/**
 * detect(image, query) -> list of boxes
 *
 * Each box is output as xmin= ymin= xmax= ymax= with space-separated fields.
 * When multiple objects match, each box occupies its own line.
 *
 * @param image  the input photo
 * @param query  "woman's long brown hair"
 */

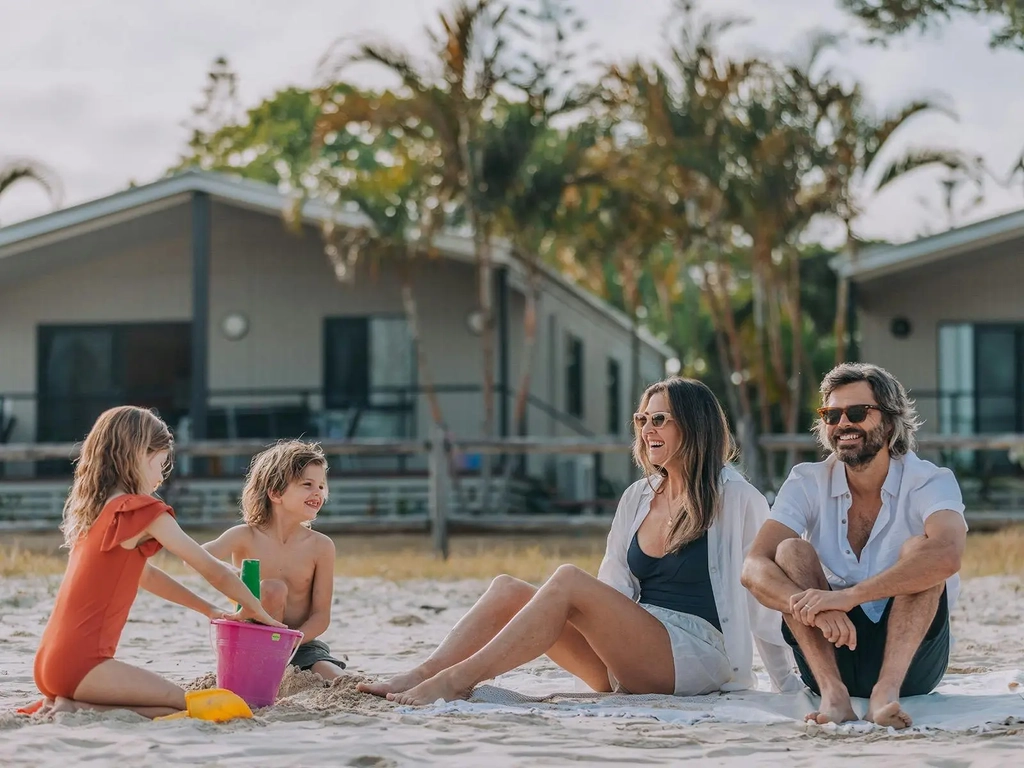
xmin=60 ymin=406 xmax=173 ymax=549
xmin=631 ymin=377 xmax=735 ymax=553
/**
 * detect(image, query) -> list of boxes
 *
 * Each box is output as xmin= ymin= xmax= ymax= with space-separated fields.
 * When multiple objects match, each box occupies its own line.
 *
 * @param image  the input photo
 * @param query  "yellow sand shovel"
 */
xmin=154 ymin=688 xmax=254 ymax=723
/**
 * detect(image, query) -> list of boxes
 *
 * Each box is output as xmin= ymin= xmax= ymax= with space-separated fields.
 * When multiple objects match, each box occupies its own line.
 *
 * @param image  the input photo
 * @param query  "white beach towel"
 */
xmin=397 ymin=670 xmax=1024 ymax=734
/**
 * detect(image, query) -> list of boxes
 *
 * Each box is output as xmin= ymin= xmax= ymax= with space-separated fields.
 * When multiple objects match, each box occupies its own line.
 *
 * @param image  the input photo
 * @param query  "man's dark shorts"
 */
xmin=781 ymin=587 xmax=950 ymax=699
xmin=291 ymin=639 xmax=346 ymax=672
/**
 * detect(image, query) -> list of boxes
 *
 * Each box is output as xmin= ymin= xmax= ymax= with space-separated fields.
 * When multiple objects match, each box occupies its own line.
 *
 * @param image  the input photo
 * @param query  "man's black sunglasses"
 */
xmin=816 ymin=404 xmax=888 ymax=426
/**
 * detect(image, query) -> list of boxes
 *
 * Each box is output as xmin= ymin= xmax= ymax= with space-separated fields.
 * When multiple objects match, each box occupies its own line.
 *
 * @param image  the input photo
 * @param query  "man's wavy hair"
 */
xmin=241 ymin=440 xmax=328 ymax=528
xmin=814 ymin=363 xmax=922 ymax=458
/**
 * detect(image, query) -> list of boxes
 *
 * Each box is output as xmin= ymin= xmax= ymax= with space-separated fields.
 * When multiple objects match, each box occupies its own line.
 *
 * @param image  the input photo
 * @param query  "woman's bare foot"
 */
xmin=866 ymin=687 xmax=912 ymax=730
xmin=805 ymin=687 xmax=858 ymax=725
xmin=357 ymin=667 xmax=432 ymax=698
xmin=386 ymin=669 xmax=475 ymax=706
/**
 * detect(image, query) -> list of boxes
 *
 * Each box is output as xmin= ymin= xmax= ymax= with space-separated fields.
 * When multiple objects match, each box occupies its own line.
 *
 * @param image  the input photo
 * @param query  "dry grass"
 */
xmin=2 ymin=527 xmax=1022 ymax=583
xmin=0 ymin=531 xmax=609 ymax=583
xmin=960 ymin=525 xmax=1024 ymax=578
xmin=329 ymin=533 xmax=608 ymax=582
xmin=0 ymin=544 xmax=69 ymax=579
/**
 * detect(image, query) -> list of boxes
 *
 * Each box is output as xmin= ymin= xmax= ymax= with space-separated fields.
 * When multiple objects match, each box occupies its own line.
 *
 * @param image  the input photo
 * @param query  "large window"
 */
xmin=939 ymin=323 xmax=1024 ymax=434
xmin=939 ymin=322 xmax=1024 ymax=472
xmin=37 ymin=323 xmax=191 ymax=444
xmin=565 ymin=333 xmax=584 ymax=419
xmin=323 ymin=316 xmax=415 ymax=437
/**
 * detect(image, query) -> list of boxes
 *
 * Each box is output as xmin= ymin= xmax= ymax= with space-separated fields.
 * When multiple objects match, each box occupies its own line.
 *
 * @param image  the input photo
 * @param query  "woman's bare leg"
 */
xmin=66 ymin=659 xmax=187 ymax=719
xmin=389 ymin=565 xmax=675 ymax=705
xmin=359 ymin=573 xmax=611 ymax=697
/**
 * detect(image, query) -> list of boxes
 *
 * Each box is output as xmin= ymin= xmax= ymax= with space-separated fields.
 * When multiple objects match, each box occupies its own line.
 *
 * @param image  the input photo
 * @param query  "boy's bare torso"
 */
xmin=230 ymin=526 xmax=325 ymax=630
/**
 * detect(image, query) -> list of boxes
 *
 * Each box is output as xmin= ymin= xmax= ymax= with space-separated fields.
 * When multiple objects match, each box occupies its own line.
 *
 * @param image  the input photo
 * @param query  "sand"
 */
xmin=2 ymin=573 xmax=1023 ymax=766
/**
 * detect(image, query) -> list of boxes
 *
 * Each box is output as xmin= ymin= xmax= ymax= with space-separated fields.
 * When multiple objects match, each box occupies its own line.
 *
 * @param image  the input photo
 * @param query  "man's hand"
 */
xmin=790 ymin=588 xmax=857 ymax=624
xmin=812 ymin=610 xmax=857 ymax=650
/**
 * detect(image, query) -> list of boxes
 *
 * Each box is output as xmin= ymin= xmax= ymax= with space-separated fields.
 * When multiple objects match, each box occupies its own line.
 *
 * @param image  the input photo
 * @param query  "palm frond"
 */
xmin=0 ymin=160 xmax=63 ymax=208
xmin=873 ymin=148 xmax=980 ymax=194
xmin=861 ymin=97 xmax=957 ymax=171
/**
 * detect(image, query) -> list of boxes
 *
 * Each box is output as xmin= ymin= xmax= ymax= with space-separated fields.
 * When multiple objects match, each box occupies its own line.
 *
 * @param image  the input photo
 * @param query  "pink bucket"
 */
xmin=210 ymin=620 xmax=304 ymax=709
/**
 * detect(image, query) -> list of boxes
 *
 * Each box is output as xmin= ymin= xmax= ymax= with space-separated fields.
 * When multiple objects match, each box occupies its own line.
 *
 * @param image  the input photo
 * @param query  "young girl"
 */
xmin=31 ymin=405 xmax=284 ymax=719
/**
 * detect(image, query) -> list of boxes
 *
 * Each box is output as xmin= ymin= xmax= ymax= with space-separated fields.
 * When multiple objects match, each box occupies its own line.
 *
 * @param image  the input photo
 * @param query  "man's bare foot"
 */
xmin=805 ymin=687 xmax=858 ymax=725
xmin=357 ymin=667 xmax=431 ymax=698
xmin=386 ymin=670 xmax=475 ymax=706
xmin=866 ymin=688 xmax=912 ymax=730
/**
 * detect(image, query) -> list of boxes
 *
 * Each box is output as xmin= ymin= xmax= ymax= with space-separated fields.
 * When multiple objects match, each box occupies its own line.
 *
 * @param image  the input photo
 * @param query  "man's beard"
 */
xmin=830 ymin=422 xmax=888 ymax=468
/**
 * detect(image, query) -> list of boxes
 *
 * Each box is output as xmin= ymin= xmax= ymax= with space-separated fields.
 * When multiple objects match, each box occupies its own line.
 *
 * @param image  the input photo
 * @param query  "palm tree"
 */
xmin=311 ymin=96 xmax=451 ymax=427
xmin=319 ymin=0 xmax=599 ymax=508
xmin=828 ymin=91 xmax=980 ymax=363
xmin=317 ymin=0 xmax=522 ymax=505
xmin=603 ymin=8 xmax=782 ymax=481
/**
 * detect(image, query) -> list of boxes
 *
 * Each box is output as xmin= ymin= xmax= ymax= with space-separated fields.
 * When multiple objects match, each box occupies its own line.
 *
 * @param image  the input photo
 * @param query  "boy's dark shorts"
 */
xmin=291 ymin=639 xmax=346 ymax=672
xmin=781 ymin=587 xmax=950 ymax=699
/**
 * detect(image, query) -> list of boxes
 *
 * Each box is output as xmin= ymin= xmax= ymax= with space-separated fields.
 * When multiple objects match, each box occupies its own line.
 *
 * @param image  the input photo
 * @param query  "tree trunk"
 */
xmin=458 ymin=108 xmax=495 ymax=514
xmin=703 ymin=271 xmax=760 ymax=485
xmin=497 ymin=263 xmax=541 ymax=513
xmin=709 ymin=301 xmax=743 ymax=438
xmin=783 ymin=248 xmax=803 ymax=485
xmin=833 ymin=274 xmax=850 ymax=364
xmin=400 ymin=252 xmax=466 ymax=514
xmin=621 ymin=255 xmax=643 ymax=406
xmin=750 ymin=249 xmax=774 ymax=437
xmin=765 ymin=273 xmax=792 ymax=416
xmin=475 ymin=223 xmax=495 ymax=513
xmin=833 ymin=235 xmax=858 ymax=365
xmin=399 ymin=265 xmax=444 ymax=428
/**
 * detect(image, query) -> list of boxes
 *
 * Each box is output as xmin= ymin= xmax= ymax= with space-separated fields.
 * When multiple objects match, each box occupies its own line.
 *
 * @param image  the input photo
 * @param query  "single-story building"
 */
xmin=0 ymin=170 xmax=673 ymax=522
xmin=832 ymin=207 xmax=1024 ymax=475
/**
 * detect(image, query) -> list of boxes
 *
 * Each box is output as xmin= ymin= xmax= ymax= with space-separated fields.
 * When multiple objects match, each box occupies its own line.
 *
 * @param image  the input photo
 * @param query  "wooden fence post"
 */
xmin=428 ymin=426 xmax=451 ymax=560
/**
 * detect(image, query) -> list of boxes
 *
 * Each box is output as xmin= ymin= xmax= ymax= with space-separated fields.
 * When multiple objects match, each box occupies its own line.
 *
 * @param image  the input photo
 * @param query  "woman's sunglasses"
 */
xmin=633 ymin=411 xmax=673 ymax=429
xmin=816 ymin=404 xmax=887 ymax=426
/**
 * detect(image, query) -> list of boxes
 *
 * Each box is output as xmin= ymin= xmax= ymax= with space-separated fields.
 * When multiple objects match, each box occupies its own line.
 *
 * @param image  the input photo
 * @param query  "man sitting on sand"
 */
xmin=742 ymin=363 xmax=967 ymax=729
xmin=204 ymin=440 xmax=347 ymax=681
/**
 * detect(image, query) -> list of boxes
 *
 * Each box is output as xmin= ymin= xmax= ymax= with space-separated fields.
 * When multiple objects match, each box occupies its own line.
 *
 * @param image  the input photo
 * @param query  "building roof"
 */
xmin=0 ymin=169 xmax=674 ymax=358
xmin=830 ymin=207 xmax=1024 ymax=283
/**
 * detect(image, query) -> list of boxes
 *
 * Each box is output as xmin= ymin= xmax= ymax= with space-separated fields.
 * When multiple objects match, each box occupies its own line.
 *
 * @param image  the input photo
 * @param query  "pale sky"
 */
xmin=2 ymin=0 xmax=1023 ymax=245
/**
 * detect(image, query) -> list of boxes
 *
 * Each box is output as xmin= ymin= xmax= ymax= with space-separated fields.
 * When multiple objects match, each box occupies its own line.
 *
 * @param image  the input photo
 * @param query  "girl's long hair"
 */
xmin=60 ymin=406 xmax=173 ymax=549
xmin=631 ymin=377 xmax=735 ymax=553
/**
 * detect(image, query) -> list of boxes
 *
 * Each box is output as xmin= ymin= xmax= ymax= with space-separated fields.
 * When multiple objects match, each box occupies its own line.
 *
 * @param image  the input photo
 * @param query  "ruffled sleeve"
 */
xmin=99 ymin=495 xmax=175 ymax=556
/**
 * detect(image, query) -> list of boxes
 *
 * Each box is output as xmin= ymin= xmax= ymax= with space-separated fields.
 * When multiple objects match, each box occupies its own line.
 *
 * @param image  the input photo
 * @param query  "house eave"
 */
xmin=0 ymin=169 xmax=675 ymax=361
xmin=830 ymin=207 xmax=1024 ymax=284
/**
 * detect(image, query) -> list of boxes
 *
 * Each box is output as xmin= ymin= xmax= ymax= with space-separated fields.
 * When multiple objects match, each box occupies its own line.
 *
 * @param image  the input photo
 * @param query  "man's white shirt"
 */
xmin=769 ymin=451 xmax=967 ymax=622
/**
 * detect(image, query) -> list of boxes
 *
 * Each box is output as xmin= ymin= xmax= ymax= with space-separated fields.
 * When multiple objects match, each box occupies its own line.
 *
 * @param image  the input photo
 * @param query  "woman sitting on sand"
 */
xmin=360 ymin=377 xmax=800 ymax=705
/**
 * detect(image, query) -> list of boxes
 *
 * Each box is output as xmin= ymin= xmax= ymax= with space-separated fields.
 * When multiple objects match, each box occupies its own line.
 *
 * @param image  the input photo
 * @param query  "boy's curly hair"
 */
xmin=240 ymin=440 xmax=328 ymax=528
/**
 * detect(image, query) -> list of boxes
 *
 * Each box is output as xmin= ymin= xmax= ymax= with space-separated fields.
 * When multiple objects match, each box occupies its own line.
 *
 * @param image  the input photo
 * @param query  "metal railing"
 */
xmin=0 ymin=383 xmax=607 ymax=483
xmin=4 ymin=431 xmax=1024 ymax=553
xmin=0 ymin=431 xmax=636 ymax=557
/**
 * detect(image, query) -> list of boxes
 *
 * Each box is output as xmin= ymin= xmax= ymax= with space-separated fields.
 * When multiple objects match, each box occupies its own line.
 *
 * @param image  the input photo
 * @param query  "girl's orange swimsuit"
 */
xmin=33 ymin=495 xmax=174 ymax=701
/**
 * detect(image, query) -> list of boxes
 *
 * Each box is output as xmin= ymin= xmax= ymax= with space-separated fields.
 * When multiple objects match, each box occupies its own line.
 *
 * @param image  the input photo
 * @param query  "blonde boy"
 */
xmin=204 ymin=440 xmax=345 ymax=680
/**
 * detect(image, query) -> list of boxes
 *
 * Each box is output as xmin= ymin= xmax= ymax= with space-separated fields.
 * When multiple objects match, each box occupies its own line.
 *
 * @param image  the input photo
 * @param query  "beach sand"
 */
xmin=2 ymin=572 xmax=1023 ymax=767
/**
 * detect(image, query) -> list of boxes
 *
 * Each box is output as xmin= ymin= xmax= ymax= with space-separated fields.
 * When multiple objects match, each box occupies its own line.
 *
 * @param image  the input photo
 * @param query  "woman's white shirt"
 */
xmin=595 ymin=467 xmax=801 ymax=693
